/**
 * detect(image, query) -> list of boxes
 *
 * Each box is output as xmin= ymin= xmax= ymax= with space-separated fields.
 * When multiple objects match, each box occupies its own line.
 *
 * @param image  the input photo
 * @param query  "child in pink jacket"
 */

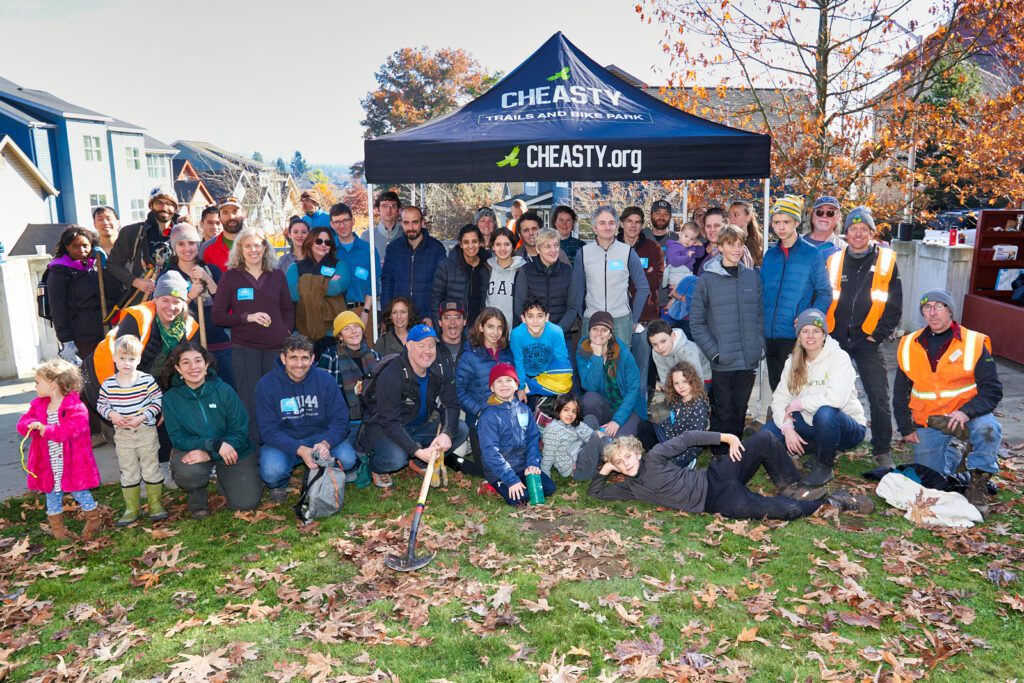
xmin=17 ymin=359 xmax=102 ymax=540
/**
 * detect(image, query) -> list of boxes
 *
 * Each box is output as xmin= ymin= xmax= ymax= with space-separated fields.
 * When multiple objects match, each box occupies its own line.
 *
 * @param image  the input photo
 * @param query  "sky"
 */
xmin=0 ymin=0 xmax=941 ymax=166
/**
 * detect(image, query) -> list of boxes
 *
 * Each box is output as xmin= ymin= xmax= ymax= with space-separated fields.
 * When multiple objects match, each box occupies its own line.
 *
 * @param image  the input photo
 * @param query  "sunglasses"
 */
xmin=313 ymin=238 xmax=332 ymax=246
xmin=814 ymin=209 xmax=837 ymax=218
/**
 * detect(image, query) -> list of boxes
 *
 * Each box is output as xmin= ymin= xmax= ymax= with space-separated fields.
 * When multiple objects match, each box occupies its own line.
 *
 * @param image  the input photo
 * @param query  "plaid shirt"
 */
xmin=316 ymin=342 xmax=380 ymax=422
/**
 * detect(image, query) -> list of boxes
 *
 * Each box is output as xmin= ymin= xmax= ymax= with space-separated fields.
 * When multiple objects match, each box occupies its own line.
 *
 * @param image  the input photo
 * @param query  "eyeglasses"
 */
xmin=922 ymin=303 xmax=948 ymax=313
xmin=814 ymin=209 xmax=837 ymax=218
xmin=313 ymin=238 xmax=332 ymax=246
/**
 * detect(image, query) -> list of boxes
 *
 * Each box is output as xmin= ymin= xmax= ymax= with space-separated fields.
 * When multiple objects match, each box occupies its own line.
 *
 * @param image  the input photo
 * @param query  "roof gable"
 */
xmin=0 ymin=135 xmax=59 ymax=196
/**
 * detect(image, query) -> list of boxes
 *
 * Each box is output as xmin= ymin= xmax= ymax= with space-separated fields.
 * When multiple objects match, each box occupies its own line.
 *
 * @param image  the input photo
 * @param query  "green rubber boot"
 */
xmin=146 ymin=483 xmax=168 ymax=521
xmin=116 ymin=486 xmax=141 ymax=527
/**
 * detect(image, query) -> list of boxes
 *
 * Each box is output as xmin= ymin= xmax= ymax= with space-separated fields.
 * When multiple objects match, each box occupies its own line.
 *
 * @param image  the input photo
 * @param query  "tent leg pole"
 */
xmin=762 ymin=178 xmax=770 ymax=255
xmin=682 ymin=181 xmax=689 ymax=221
xmin=367 ymin=182 xmax=378 ymax=338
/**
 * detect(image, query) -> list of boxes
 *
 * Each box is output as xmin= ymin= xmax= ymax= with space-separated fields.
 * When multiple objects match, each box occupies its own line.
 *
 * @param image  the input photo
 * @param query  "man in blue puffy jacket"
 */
xmin=380 ymin=206 xmax=447 ymax=327
xmin=761 ymin=195 xmax=831 ymax=391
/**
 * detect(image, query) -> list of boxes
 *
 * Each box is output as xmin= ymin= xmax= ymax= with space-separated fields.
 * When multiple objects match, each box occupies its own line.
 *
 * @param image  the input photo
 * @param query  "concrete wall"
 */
xmin=0 ymin=255 xmax=58 ymax=378
xmin=891 ymin=241 xmax=974 ymax=332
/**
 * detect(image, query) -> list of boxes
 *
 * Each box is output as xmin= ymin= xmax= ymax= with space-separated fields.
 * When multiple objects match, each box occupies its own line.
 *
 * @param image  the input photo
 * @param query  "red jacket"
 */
xmin=17 ymin=392 xmax=100 ymax=494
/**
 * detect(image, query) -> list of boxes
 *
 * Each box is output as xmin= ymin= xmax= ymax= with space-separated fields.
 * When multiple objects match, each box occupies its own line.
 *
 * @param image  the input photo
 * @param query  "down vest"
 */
xmin=380 ymin=231 xmax=447 ymax=320
xmin=761 ymin=237 xmax=831 ymax=339
xmin=513 ymin=258 xmax=579 ymax=332
xmin=431 ymin=246 xmax=489 ymax=324
xmin=689 ymin=255 xmax=764 ymax=372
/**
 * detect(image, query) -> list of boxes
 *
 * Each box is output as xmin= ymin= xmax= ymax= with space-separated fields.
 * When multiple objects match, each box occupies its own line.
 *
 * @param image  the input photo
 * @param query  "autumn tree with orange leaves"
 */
xmin=639 ymin=0 xmax=1024 ymax=223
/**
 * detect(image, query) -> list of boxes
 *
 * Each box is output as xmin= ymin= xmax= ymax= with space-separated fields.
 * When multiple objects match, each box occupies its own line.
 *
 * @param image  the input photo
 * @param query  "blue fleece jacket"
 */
xmin=333 ymin=236 xmax=380 ymax=304
xmin=575 ymin=336 xmax=648 ymax=424
xmin=303 ymin=208 xmax=331 ymax=229
xmin=456 ymin=343 xmax=514 ymax=426
xmin=477 ymin=397 xmax=542 ymax=488
xmin=254 ymin=361 xmax=349 ymax=455
xmin=760 ymin=237 xmax=831 ymax=339
xmin=509 ymin=322 xmax=569 ymax=391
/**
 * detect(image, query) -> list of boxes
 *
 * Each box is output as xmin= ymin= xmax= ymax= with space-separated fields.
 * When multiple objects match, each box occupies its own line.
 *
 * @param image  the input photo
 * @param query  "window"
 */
xmin=147 ymin=155 xmax=167 ymax=179
xmin=83 ymin=136 xmax=102 ymax=162
xmin=89 ymin=194 xmax=108 ymax=208
xmin=130 ymin=199 xmax=145 ymax=221
xmin=125 ymin=147 xmax=141 ymax=170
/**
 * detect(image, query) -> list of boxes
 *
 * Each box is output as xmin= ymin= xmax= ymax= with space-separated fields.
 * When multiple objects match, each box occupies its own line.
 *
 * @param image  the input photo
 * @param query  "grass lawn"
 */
xmin=1 ymin=441 xmax=1023 ymax=682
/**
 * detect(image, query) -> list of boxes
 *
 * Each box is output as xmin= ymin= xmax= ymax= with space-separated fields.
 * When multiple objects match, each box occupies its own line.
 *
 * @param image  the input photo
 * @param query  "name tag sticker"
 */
xmin=280 ymin=397 xmax=299 ymax=414
xmin=949 ymin=349 xmax=963 ymax=363
xmin=208 ymin=404 xmax=217 ymax=409
xmin=609 ymin=259 xmax=625 ymax=271
xmin=237 ymin=287 xmax=254 ymax=301
xmin=320 ymin=266 xmax=336 ymax=277
xmin=354 ymin=266 xmax=369 ymax=280
xmin=639 ymin=257 xmax=649 ymax=268
xmin=516 ymin=409 xmax=529 ymax=428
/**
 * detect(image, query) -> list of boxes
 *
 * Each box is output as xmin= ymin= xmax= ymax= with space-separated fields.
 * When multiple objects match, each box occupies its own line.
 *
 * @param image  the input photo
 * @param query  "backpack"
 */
xmin=358 ymin=352 xmax=405 ymax=412
xmin=294 ymin=450 xmax=346 ymax=523
xmin=36 ymin=268 xmax=52 ymax=321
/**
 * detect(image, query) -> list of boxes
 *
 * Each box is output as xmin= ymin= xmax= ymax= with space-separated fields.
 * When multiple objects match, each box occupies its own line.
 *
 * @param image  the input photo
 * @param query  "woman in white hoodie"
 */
xmin=485 ymin=228 xmax=525 ymax=327
xmin=763 ymin=308 xmax=866 ymax=487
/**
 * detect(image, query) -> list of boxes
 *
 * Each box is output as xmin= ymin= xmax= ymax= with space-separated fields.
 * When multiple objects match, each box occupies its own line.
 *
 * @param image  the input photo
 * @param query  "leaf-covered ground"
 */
xmin=1 ymin=442 xmax=1023 ymax=682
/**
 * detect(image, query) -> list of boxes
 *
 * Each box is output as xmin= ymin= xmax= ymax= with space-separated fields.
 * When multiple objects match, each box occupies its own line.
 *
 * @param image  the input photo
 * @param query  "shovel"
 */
xmin=385 ymin=448 xmax=440 ymax=572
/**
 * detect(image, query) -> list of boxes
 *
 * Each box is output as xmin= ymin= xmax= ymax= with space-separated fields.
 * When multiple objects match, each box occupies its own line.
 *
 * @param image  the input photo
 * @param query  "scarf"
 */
xmin=603 ymin=356 xmax=623 ymax=412
xmin=153 ymin=315 xmax=186 ymax=377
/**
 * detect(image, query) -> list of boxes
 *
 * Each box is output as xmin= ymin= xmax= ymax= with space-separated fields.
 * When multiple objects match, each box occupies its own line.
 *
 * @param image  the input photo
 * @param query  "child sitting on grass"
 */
xmin=17 ymin=359 xmax=102 ymax=540
xmin=477 ymin=363 xmax=556 ymax=505
xmin=589 ymin=430 xmax=874 ymax=519
xmin=541 ymin=393 xmax=604 ymax=480
xmin=97 ymin=335 xmax=165 ymax=526
xmin=638 ymin=361 xmax=711 ymax=469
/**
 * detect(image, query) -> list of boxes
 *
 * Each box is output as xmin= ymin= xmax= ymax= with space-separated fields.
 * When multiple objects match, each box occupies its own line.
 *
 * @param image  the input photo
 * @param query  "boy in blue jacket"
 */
xmin=254 ymin=334 xmax=355 ymax=502
xmin=509 ymin=298 xmax=573 ymax=402
xmin=477 ymin=363 xmax=556 ymax=505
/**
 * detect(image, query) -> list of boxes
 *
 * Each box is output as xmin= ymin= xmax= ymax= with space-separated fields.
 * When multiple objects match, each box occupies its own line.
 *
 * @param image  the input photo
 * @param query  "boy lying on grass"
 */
xmin=588 ymin=430 xmax=873 ymax=520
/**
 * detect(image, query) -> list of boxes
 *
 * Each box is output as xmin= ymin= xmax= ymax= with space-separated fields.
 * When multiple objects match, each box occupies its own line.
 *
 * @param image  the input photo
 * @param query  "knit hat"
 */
xmin=153 ymin=271 xmax=189 ymax=301
xmin=650 ymin=199 xmax=672 ymax=213
xmin=332 ymin=310 xmax=364 ymax=337
xmin=844 ymin=206 xmax=875 ymax=233
xmin=169 ymin=223 xmax=202 ymax=250
xmin=770 ymin=195 xmax=804 ymax=223
xmin=488 ymin=362 xmax=519 ymax=388
xmin=794 ymin=308 xmax=827 ymax=336
xmin=473 ymin=207 xmax=497 ymax=224
xmin=812 ymin=196 xmax=841 ymax=210
xmin=438 ymin=299 xmax=465 ymax=317
xmin=919 ymin=288 xmax=955 ymax=316
xmin=300 ymin=189 xmax=321 ymax=206
xmin=589 ymin=311 xmax=615 ymax=334
xmin=148 ymin=185 xmax=178 ymax=206
xmin=220 ymin=196 xmax=241 ymax=210
xmin=406 ymin=324 xmax=437 ymax=343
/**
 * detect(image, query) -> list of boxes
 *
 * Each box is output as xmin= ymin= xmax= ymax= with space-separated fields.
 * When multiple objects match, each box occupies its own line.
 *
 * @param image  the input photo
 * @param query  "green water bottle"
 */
xmin=525 ymin=473 xmax=545 ymax=505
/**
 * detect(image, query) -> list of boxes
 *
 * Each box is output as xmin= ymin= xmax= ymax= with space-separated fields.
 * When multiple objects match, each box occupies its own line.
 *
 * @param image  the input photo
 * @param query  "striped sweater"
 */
xmin=97 ymin=372 xmax=163 ymax=426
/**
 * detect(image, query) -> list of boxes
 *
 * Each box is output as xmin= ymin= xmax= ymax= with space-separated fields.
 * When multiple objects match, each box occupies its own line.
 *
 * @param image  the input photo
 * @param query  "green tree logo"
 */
xmin=497 ymin=146 xmax=520 ymax=168
xmin=546 ymin=67 xmax=571 ymax=82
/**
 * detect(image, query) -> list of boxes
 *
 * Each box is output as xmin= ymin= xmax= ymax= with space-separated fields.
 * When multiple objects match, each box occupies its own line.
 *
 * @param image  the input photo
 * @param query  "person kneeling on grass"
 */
xmin=255 ymin=333 xmax=356 ymax=503
xmin=477 ymin=363 xmax=556 ymax=505
xmin=588 ymin=430 xmax=874 ymax=519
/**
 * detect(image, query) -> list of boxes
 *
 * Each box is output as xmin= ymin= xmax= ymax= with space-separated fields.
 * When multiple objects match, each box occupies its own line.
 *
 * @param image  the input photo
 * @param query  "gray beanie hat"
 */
xmin=794 ymin=308 xmax=827 ymax=336
xmin=919 ymin=288 xmax=955 ymax=316
xmin=153 ymin=271 xmax=189 ymax=301
xmin=844 ymin=206 xmax=875 ymax=233
xmin=169 ymin=223 xmax=202 ymax=251
xmin=473 ymin=207 xmax=497 ymax=224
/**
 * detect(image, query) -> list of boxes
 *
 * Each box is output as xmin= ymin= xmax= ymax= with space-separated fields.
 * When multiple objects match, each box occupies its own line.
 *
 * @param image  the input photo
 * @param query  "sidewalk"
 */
xmin=2 ymin=342 xmax=1023 ymax=501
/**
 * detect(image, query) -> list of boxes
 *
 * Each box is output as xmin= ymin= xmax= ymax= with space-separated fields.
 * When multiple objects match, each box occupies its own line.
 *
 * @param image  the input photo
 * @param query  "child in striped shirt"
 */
xmin=97 ymin=335 xmax=164 ymax=526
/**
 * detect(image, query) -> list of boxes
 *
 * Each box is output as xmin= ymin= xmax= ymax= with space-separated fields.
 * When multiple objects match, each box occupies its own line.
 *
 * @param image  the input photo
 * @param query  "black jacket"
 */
xmin=360 ymin=350 xmax=460 ymax=455
xmin=47 ymin=259 xmax=121 ymax=344
xmin=431 ymin=246 xmax=488 ymax=324
xmin=512 ymin=257 xmax=579 ymax=332
xmin=831 ymin=245 xmax=903 ymax=347
xmin=107 ymin=212 xmax=177 ymax=288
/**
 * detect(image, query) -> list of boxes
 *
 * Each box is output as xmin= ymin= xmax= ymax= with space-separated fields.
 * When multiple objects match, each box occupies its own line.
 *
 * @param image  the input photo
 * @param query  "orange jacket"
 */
xmin=91 ymin=302 xmax=199 ymax=383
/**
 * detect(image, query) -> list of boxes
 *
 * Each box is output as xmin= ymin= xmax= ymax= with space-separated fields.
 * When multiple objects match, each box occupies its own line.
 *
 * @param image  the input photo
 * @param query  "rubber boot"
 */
xmin=116 ymin=486 xmax=141 ymax=527
xmin=802 ymin=449 xmax=835 ymax=487
xmin=82 ymin=508 xmax=103 ymax=540
xmin=47 ymin=513 xmax=75 ymax=541
xmin=145 ymin=483 xmax=168 ymax=521
xmin=966 ymin=470 xmax=992 ymax=519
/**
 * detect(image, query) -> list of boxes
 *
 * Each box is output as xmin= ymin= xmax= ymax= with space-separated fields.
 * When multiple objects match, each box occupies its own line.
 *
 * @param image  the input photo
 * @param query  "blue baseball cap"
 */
xmin=406 ymin=324 xmax=438 ymax=343
xmin=813 ymin=196 xmax=841 ymax=210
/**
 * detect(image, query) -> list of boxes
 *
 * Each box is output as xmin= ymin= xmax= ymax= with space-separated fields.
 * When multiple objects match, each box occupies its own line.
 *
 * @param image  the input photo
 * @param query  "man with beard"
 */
xmin=107 ymin=186 xmax=179 ymax=297
xmin=300 ymin=189 xmax=331 ymax=229
xmin=644 ymin=199 xmax=678 ymax=248
xmin=380 ymin=205 xmax=447 ymax=327
xmin=200 ymin=197 xmax=245 ymax=271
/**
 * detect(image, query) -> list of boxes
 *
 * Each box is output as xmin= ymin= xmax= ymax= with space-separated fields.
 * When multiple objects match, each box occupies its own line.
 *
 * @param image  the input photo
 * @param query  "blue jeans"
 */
xmin=912 ymin=413 xmax=1001 ymax=475
xmin=361 ymin=419 xmax=469 ymax=474
xmin=259 ymin=441 xmax=358 ymax=490
xmin=761 ymin=406 xmax=865 ymax=465
xmin=45 ymin=489 xmax=97 ymax=515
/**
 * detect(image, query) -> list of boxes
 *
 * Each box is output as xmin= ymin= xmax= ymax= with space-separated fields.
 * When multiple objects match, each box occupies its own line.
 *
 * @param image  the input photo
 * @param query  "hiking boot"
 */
xmin=116 ymin=486 xmax=141 ymax=527
xmin=778 ymin=482 xmax=829 ymax=501
xmin=372 ymin=472 xmax=393 ymax=489
xmin=268 ymin=486 xmax=289 ymax=504
xmin=802 ymin=462 xmax=834 ymax=487
xmin=826 ymin=490 xmax=875 ymax=514
xmin=82 ymin=508 xmax=104 ymax=540
xmin=145 ymin=483 xmax=168 ymax=521
xmin=966 ymin=470 xmax=992 ymax=518
xmin=874 ymin=452 xmax=895 ymax=468
xmin=47 ymin=513 xmax=76 ymax=541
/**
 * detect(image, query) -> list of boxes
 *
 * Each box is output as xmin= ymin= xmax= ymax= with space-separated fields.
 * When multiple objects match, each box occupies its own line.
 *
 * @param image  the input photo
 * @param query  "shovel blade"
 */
xmin=384 ymin=552 xmax=435 ymax=572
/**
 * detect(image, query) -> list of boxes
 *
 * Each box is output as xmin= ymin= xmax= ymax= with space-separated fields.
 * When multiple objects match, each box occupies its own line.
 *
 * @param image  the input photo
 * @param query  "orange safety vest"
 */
xmin=92 ymin=302 xmax=199 ymax=383
xmin=896 ymin=325 xmax=991 ymax=427
xmin=825 ymin=246 xmax=897 ymax=335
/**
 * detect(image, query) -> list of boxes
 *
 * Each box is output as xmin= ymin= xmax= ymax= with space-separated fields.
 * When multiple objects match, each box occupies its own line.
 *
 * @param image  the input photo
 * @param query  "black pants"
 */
xmin=842 ymin=340 xmax=893 ymax=455
xmin=232 ymin=346 xmax=279 ymax=448
xmin=765 ymin=338 xmax=796 ymax=392
xmin=703 ymin=431 xmax=823 ymax=520
xmin=710 ymin=369 xmax=756 ymax=447
xmin=461 ymin=426 xmax=485 ymax=478
xmin=170 ymin=449 xmax=262 ymax=512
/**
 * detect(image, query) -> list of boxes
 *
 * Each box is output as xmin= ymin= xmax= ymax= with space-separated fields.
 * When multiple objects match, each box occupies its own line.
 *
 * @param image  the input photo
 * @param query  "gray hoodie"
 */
xmin=485 ymin=255 xmax=525 ymax=326
xmin=653 ymin=328 xmax=710 ymax=384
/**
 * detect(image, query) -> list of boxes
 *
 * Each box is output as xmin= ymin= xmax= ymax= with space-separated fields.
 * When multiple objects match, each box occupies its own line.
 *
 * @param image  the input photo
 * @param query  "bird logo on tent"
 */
xmin=547 ymin=67 xmax=571 ymax=82
xmin=497 ymin=147 xmax=520 ymax=168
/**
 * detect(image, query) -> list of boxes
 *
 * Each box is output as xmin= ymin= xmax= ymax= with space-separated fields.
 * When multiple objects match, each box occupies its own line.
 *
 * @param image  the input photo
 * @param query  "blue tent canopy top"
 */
xmin=364 ymin=32 xmax=771 ymax=184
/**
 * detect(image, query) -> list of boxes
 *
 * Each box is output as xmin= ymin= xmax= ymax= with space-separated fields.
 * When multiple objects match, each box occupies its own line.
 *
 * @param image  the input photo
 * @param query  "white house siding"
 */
xmin=0 ymin=149 xmax=52 ymax=250
xmin=63 ymin=119 xmax=114 ymax=223
xmin=109 ymin=131 xmax=148 ymax=222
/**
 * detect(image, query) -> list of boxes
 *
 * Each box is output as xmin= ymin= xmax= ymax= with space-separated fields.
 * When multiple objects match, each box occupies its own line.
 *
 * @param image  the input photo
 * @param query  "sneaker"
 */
xmin=160 ymin=462 xmax=179 ymax=490
xmin=372 ymin=472 xmax=393 ymax=489
xmin=268 ymin=486 xmax=289 ymax=504
xmin=477 ymin=481 xmax=498 ymax=497
xmin=345 ymin=468 xmax=358 ymax=483
xmin=826 ymin=490 xmax=875 ymax=514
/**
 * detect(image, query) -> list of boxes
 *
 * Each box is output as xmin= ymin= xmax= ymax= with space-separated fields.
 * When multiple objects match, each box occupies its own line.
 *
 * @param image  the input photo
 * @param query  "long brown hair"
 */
xmin=469 ymin=307 xmax=509 ymax=349
xmin=664 ymin=361 xmax=706 ymax=405
xmin=729 ymin=200 xmax=763 ymax=266
xmin=381 ymin=296 xmax=419 ymax=333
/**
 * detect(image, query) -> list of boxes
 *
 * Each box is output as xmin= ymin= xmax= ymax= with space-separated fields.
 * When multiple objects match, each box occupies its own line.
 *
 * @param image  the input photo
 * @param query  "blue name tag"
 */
xmin=320 ymin=265 xmax=335 ymax=277
xmin=237 ymin=287 xmax=254 ymax=301
xmin=280 ymin=397 xmax=299 ymax=414
xmin=354 ymin=266 xmax=369 ymax=280
xmin=609 ymin=259 xmax=625 ymax=271
xmin=639 ymin=257 xmax=649 ymax=268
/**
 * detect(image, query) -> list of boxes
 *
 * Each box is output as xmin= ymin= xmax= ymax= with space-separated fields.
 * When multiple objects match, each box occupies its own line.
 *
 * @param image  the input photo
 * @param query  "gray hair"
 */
xmin=227 ymin=227 xmax=279 ymax=273
xmin=592 ymin=205 xmax=617 ymax=223
xmin=535 ymin=227 xmax=560 ymax=249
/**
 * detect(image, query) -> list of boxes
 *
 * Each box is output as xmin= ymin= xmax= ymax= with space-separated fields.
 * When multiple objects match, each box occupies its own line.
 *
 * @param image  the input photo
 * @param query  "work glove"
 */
xmin=58 ymin=341 xmax=81 ymax=366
